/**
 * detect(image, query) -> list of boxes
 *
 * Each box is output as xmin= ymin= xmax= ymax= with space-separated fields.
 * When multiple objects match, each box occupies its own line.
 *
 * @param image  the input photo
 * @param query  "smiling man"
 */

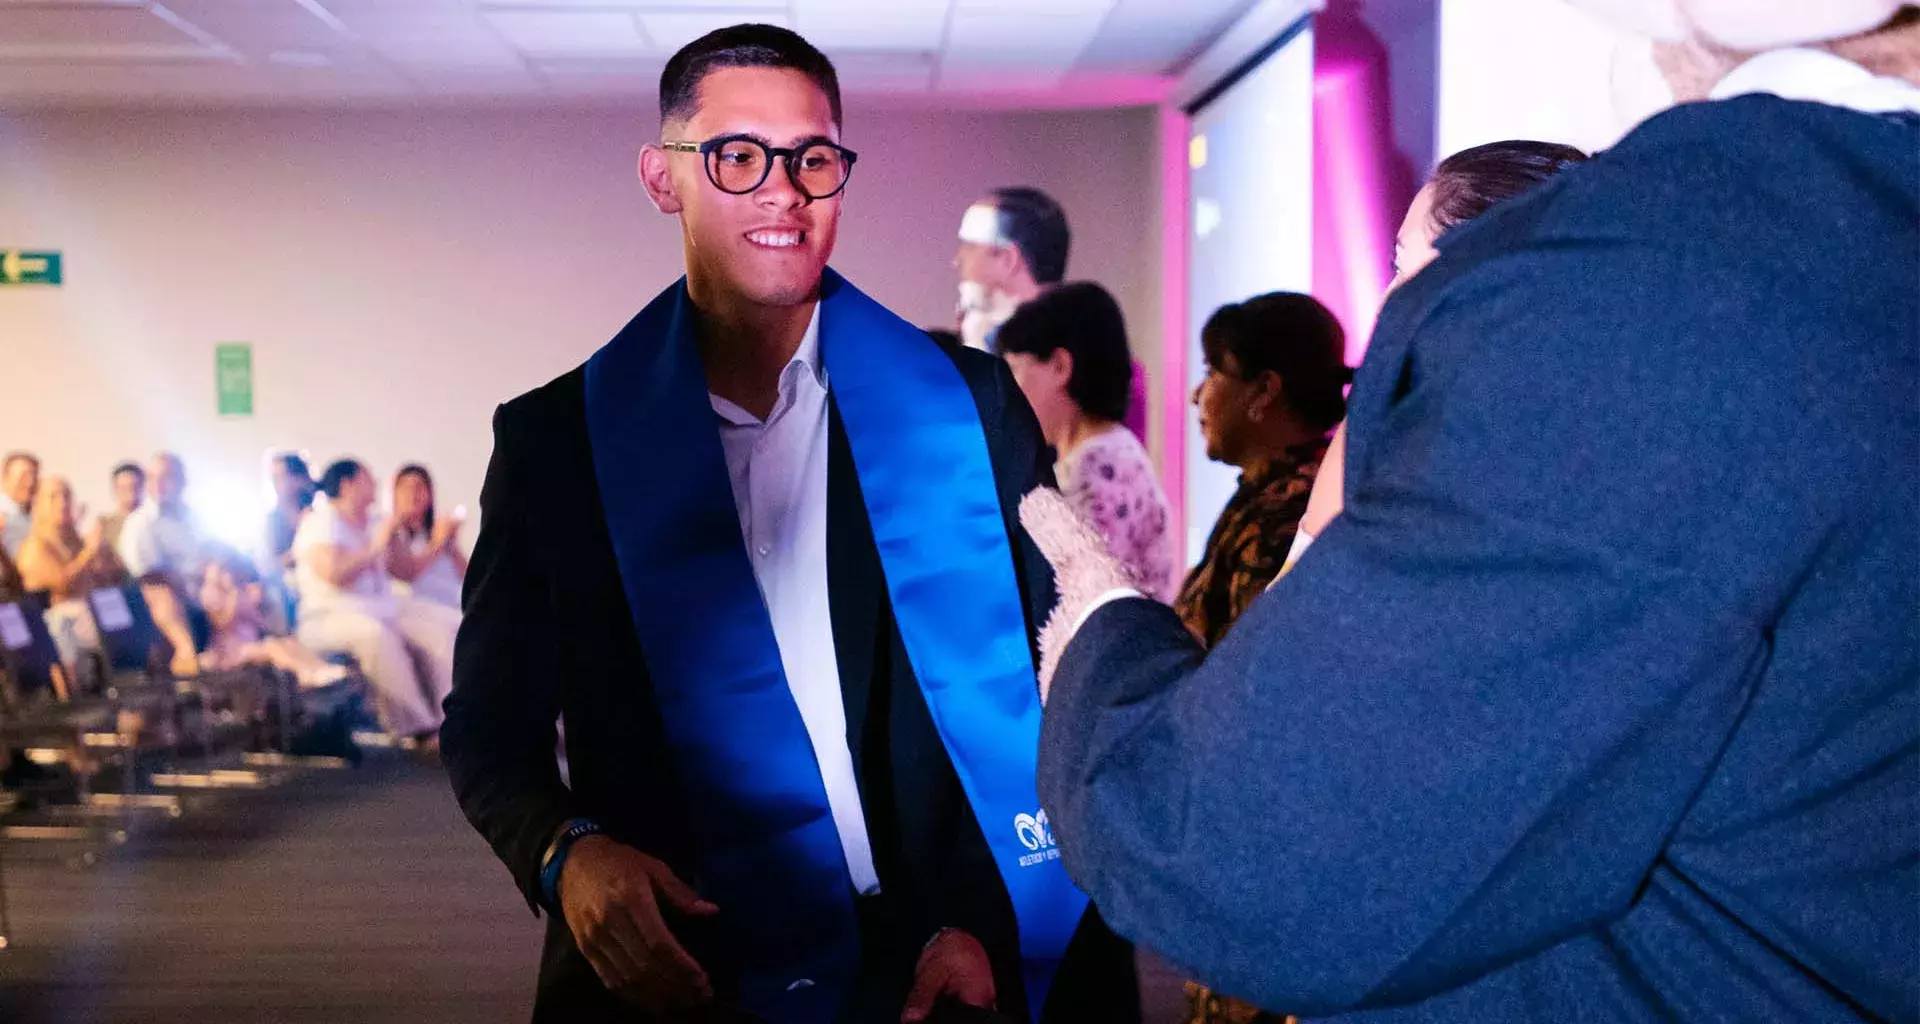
xmin=442 ymin=24 xmax=1121 ymax=1024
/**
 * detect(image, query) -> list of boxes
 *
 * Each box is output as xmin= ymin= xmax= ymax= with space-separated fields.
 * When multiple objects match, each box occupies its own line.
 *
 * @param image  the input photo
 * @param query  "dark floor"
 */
xmin=0 ymin=757 xmax=541 ymax=1024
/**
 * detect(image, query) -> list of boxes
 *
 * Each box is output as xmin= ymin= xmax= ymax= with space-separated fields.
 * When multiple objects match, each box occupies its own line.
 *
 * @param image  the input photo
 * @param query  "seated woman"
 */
xmin=1177 ymin=294 xmax=1350 ymax=648
xmin=1000 ymin=281 xmax=1176 ymax=602
xmin=385 ymin=464 xmax=466 ymax=611
xmin=198 ymin=553 xmax=349 ymax=687
xmin=15 ymin=475 xmax=131 ymax=671
xmin=293 ymin=459 xmax=460 ymax=747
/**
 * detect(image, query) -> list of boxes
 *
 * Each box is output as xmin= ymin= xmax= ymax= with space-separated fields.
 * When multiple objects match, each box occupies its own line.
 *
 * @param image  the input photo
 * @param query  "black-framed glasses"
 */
xmin=662 ymin=134 xmax=858 ymax=200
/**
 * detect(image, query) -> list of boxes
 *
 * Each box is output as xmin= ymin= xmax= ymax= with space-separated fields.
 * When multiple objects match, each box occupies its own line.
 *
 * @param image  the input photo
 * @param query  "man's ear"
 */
xmin=639 ymin=145 xmax=683 ymax=215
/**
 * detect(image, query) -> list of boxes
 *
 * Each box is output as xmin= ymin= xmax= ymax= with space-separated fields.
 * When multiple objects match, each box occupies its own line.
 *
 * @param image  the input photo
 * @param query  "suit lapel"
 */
xmin=826 ymin=396 xmax=881 ymax=777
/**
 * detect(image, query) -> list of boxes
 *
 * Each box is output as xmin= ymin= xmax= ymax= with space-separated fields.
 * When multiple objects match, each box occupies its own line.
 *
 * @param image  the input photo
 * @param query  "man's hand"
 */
xmin=901 ymin=928 xmax=996 ymax=1023
xmin=558 ymin=835 xmax=721 ymax=1012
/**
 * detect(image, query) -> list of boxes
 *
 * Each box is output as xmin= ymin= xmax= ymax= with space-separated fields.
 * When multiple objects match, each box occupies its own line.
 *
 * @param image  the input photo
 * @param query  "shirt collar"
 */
xmin=711 ymin=303 xmax=825 ymax=427
xmin=1711 ymin=48 xmax=1920 ymax=115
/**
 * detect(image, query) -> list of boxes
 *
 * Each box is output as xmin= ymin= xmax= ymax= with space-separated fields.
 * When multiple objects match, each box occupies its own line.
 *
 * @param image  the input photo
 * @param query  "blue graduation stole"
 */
xmin=583 ymin=270 xmax=1087 ymax=1023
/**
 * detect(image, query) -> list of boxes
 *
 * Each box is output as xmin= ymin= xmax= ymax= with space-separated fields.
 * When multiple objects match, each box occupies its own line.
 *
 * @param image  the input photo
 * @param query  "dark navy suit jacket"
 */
xmin=1039 ymin=95 xmax=1917 ymax=1022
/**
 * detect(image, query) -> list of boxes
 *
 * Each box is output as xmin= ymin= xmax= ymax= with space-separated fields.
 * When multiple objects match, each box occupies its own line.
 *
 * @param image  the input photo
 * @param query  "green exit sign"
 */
xmin=0 ymin=250 xmax=61 ymax=286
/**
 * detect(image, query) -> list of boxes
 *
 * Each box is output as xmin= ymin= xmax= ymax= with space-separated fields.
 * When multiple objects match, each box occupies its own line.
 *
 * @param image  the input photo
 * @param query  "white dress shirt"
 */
xmin=0 ymin=494 xmax=27 ymax=559
xmin=710 ymin=306 xmax=880 ymax=895
xmin=116 ymin=500 xmax=207 ymax=583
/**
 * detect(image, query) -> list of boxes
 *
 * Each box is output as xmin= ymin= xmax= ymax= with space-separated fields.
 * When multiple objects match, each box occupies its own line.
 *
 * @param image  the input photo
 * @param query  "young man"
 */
xmin=1026 ymin=1 xmax=1918 ymax=1021
xmin=100 ymin=460 xmax=145 ymax=553
xmin=443 ymin=25 xmax=1122 ymax=1024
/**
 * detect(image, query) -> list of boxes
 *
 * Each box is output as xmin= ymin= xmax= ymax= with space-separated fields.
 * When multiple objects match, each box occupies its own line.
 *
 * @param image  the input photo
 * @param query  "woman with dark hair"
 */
xmin=292 ymin=458 xmax=459 ymax=746
xmin=1000 ymin=281 xmax=1175 ymax=602
xmin=1178 ymin=142 xmax=1588 ymax=1024
xmin=386 ymin=464 xmax=466 ymax=611
xmin=262 ymin=450 xmax=315 ymax=574
xmin=1177 ymin=293 xmax=1349 ymax=648
xmin=1297 ymin=140 xmax=1592 ymax=565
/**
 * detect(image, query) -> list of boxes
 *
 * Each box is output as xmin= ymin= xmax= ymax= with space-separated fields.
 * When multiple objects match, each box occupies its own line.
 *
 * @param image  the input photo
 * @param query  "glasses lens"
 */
xmin=793 ymin=143 xmax=849 ymax=198
xmin=709 ymin=139 xmax=768 ymax=193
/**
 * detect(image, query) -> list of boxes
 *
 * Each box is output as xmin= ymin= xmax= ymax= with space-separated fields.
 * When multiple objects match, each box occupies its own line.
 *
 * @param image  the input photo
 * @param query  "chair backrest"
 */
xmin=0 ymin=594 xmax=63 ymax=701
xmin=87 ymin=584 xmax=164 ymax=673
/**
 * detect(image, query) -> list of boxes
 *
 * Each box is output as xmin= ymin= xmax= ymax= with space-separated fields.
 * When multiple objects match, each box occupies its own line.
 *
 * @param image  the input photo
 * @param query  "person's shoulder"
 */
xmin=497 ymin=364 xmax=587 ymax=431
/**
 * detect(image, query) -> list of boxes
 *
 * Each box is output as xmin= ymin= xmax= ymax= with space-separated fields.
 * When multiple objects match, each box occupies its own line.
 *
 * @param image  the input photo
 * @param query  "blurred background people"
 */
xmin=16 ymin=475 xmax=128 ymax=671
xmin=294 ymin=458 xmax=458 ymax=745
xmin=954 ymin=187 xmax=1152 ymax=444
xmin=100 ymin=460 xmax=145 ymax=552
xmin=198 ymin=553 xmax=347 ymax=686
xmin=262 ymin=450 xmax=316 ymax=577
xmin=1176 ymin=293 xmax=1349 ymax=648
xmin=1001 ymin=280 xmax=1175 ymax=602
xmin=1 ymin=450 xmax=40 ymax=559
xmin=385 ymin=463 xmax=466 ymax=611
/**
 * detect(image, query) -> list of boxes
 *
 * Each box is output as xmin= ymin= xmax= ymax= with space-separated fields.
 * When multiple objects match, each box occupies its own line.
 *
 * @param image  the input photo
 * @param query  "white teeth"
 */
xmin=747 ymin=230 xmax=802 ymax=248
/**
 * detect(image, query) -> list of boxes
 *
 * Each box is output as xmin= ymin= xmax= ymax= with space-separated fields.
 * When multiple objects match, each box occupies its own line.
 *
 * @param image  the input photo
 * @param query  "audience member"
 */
xmin=294 ymin=459 xmax=458 ymax=744
xmin=1298 ymin=141 xmax=1592 ymax=558
xmin=116 ymin=452 xmax=208 ymax=594
xmin=0 ymin=451 xmax=40 ymax=559
xmin=0 ymin=539 xmax=21 ymax=603
xmin=953 ymin=187 xmax=1151 ymax=442
xmin=999 ymin=281 xmax=1175 ymax=602
xmin=100 ymin=461 xmax=145 ymax=552
xmin=385 ymin=464 xmax=466 ymax=611
xmin=1176 ymin=294 xmax=1348 ymax=648
xmin=197 ymin=553 xmax=348 ymax=686
xmin=16 ymin=476 xmax=129 ymax=669
xmin=262 ymin=450 xmax=316 ymax=575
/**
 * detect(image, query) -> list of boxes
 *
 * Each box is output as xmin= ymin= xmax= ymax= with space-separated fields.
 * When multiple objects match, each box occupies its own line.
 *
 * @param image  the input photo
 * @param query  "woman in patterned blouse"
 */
xmin=1000 ymin=281 xmax=1177 ymax=603
xmin=1176 ymin=293 xmax=1350 ymax=647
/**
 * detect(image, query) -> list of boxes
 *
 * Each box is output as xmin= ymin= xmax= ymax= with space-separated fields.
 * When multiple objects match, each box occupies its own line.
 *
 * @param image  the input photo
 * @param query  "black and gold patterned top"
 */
xmin=1174 ymin=440 xmax=1329 ymax=648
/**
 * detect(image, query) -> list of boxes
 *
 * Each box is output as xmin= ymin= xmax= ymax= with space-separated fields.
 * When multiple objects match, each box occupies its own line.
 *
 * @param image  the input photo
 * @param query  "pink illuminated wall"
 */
xmin=1310 ymin=8 xmax=1416 ymax=366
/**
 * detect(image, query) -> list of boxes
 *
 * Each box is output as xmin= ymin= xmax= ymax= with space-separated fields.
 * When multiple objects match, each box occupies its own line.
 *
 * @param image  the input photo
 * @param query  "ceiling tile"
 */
xmin=794 ymin=0 xmax=948 ymax=51
xmin=1074 ymin=0 xmax=1255 ymax=74
xmin=634 ymin=10 xmax=789 ymax=53
xmin=0 ymin=2 xmax=226 ymax=60
xmin=483 ymin=9 xmax=649 ymax=57
xmin=157 ymin=0 xmax=359 ymax=57
xmin=938 ymin=0 xmax=1115 ymax=87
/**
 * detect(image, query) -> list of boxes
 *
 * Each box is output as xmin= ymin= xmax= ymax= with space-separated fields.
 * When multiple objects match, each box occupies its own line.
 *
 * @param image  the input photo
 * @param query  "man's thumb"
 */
xmin=899 ymin=964 xmax=945 ymax=1023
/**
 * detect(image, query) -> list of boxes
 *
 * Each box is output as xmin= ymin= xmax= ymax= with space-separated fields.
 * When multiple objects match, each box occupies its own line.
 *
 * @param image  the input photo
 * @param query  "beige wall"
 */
xmin=0 ymin=103 xmax=1162 ymax=549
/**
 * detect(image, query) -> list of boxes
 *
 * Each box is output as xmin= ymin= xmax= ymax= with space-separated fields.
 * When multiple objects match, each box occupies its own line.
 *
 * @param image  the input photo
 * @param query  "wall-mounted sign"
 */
xmin=0 ymin=250 xmax=61 ymax=286
xmin=216 ymin=343 xmax=253 ymax=416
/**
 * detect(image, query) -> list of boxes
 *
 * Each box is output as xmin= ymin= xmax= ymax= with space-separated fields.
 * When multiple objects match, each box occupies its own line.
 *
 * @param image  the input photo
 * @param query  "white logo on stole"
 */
xmin=1014 ymin=810 xmax=1060 ymax=867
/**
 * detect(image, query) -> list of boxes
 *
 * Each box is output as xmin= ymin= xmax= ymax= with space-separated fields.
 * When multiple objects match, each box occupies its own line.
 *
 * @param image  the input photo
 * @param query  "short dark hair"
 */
xmin=111 ymin=461 xmax=144 ymax=481
xmin=660 ymin=24 xmax=841 ymax=129
xmin=1202 ymin=293 xmax=1350 ymax=433
xmin=989 ymin=187 xmax=1070 ymax=285
xmin=1427 ymin=140 xmax=1589 ymax=235
xmin=2 ymin=451 xmax=38 ymax=475
xmin=997 ymin=281 xmax=1132 ymax=423
xmin=394 ymin=463 xmax=435 ymax=535
xmin=317 ymin=459 xmax=366 ymax=501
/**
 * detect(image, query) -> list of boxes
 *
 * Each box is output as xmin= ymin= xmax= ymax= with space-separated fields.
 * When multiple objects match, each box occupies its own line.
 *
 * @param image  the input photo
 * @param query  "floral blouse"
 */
xmin=1058 ymin=424 xmax=1177 ymax=604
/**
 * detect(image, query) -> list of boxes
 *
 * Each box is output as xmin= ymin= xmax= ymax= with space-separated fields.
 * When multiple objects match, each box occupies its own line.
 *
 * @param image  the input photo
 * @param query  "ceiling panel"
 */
xmin=793 ymin=0 xmax=949 ymax=51
xmin=0 ymin=0 xmax=1264 ymax=106
xmin=481 ymin=9 xmax=649 ymax=57
xmin=636 ymin=9 xmax=790 ymax=54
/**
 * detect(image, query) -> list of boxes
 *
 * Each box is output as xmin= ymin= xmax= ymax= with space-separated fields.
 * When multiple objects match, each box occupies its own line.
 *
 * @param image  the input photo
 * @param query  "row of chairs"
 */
xmin=0 ymin=581 xmax=372 ymax=951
